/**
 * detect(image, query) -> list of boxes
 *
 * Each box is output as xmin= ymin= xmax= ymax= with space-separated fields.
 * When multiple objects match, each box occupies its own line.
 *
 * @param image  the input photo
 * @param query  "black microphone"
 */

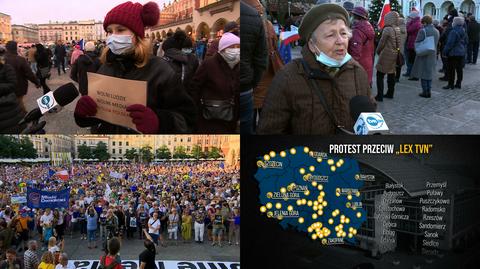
xmin=349 ymin=95 xmax=376 ymax=121
xmin=350 ymin=95 xmax=389 ymax=135
xmin=20 ymin=83 xmax=79 ymax=124
xmin=21 ymin=121 xmax=47 ymax=134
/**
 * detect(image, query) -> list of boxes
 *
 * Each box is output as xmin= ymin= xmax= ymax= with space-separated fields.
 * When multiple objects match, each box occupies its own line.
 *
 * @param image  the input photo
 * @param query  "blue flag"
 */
xmin=219 ymin=162 xmax=225 ymax=169
xmin=279 ymin=43 xmax=292 ymax=64
xmin=79 ymin=39 xmax=85 ymax=50
xmin=47 ymin=169 xmax=55 ymax=179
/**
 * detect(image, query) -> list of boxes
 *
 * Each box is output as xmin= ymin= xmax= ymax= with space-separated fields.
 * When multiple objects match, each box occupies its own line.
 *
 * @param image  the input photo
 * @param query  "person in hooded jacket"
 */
xmin=162 ymin=30 xmax=199 ymax=95
xmin=404 ymin=11 xmax=422 ymax=79
xmin=348 ymin=7 xmax=375 ymax=87
xmin=375 ymin=11 xmax=401 ymax=101
xmin=70 ymin=41 xmax=101 ymax=96
xmin=442 ymin=16 xmax=469 ymax=90
xmin=35 ymin=44 xmax=52 ymax=95
xmin=73 ymin=1 xmax=196 ymax=134
xmin=189 ymin=32 xmax=239 ymax=133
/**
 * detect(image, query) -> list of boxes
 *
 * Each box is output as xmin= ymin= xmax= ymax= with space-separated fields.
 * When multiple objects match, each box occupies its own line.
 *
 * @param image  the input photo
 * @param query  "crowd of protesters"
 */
xmin=0 ymin=160 xmax=240 ymax=267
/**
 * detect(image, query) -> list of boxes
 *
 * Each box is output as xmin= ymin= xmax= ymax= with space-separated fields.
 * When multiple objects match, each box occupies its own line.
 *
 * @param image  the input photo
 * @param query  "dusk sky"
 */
xmin=0 ymin=0 xmax=168 ymax=25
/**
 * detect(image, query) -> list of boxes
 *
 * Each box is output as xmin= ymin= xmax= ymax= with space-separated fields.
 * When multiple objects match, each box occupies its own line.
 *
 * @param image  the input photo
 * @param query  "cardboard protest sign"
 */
xmin=88 ymin=72 xmax=147 ymax=131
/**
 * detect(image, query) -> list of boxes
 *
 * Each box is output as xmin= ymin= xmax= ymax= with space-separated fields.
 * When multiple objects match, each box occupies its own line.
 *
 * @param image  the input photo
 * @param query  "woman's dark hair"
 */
xmin=144 ymin=240 xmax=156 ymax=253
xmin=107 ymin=237 xmax=121 ymax=255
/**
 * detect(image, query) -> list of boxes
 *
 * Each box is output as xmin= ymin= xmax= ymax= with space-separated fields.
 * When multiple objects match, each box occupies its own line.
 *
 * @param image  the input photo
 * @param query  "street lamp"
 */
xmin=288 ymin=1 xmax=292 ymax=18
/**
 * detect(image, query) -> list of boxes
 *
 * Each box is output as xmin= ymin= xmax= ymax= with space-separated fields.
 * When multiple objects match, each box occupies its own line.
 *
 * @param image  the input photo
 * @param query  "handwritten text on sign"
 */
xmin=88 ymin=72 xmax=147 ymax=131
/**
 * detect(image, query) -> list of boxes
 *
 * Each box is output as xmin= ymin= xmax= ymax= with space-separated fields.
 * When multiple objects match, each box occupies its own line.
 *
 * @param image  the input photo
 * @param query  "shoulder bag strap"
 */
xmin=299 ymin=59 xmax=344 ymax=131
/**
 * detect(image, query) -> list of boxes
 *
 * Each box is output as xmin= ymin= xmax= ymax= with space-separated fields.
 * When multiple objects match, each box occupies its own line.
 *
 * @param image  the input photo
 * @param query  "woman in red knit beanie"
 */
xmin=73 ymin=1 xmax=196 ymax=134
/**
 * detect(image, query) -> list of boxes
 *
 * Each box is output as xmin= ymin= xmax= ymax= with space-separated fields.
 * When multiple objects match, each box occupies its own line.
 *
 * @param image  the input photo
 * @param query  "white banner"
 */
xmin=71 ymin=260 xmax=240 ymax=269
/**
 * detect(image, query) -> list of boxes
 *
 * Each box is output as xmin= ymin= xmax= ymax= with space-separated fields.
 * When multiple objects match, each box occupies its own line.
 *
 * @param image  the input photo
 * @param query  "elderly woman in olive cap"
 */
xmin=257 ymin=3 xmax=372 ymax=135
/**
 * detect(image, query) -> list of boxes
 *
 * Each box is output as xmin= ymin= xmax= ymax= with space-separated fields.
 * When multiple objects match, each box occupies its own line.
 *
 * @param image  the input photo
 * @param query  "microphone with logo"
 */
xmin=20 ymin=83 xmax=79 ymax=134
xmin=350 ymin=96 xmax=389 ymax=135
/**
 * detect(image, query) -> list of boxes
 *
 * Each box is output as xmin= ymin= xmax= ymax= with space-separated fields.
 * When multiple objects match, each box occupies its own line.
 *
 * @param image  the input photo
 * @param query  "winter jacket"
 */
xmin=443 ymin=25 xmax=468 ymax=57
xmin=348 ymin=19 xmax=375 ymax=85
xmin=257 ymin=46 xmax=371 ymax=135
xmin=74 ymin=50 xmax=197 ymax=134
xmin=189 ymin=53 xmax=239 ymax=133
xmin=411 ymin=25 xmax=440 ymax=80
xmin=376 ymin=12 xmax=401 ymax=74
xmin=54 ymin=45 xmax=66 ymax=59
xmin=240 ymin=1 xmax=267 ymax=92
xmin=70 ymin=51 xmax=101 ymax=95
xmin=467 ymin=19 xmax=480 ymax=43
xmin=70 ymin=48 xmax=84 ymax=65
xmin=4 ymin=51 xmax=40 ymax=96
xmin=406 ymin=17 xmax=422 ymax=49
xmin=0 ymin=63 xmax=25 ymax=133
xmin=163 ymin=48 xmax=199 ymax=96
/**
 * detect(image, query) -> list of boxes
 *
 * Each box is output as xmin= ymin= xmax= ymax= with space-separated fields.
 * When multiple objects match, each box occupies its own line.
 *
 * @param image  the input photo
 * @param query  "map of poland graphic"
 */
xmin=255 ymin=146 xmax=367 ymax=245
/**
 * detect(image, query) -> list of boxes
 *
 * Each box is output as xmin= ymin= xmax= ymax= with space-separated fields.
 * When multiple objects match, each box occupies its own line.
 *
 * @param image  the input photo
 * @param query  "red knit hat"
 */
xmin=103 ymin=1 xmax=159 ymax=37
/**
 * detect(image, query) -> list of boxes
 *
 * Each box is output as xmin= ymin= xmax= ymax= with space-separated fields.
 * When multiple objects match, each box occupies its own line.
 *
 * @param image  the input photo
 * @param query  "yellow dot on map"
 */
xmin=318 ymin=205 xmax=323 ymax=210
xmin=260 ymin=206 xmax=267 ymax=213
xmin=332 ymin=211 xmax=337 ymax=217
xmin=317 ymin=184 xmax=323 ymax=191
xmin=328 ymin=218 xmax=334 ymax=225
xmin=355 ymin=174 xmax=360 ymax=180
xmin=267 ymin=212 xmax=273 ymax=218
xmin=330 ymin=166 xmax=336 ymax=172
xmin=356 ymin=191 xmax=361 ymax=197
xmin=298 ymin=217 xmax=304 ymax=224
xmin=264 ymin=155 xmax=270 ymax=161
xmin=304 ymin=190 xmax=310 ymax=196
xmin=340 ymin=215 xmax=345 ymax=220
xmin=317 ymin=158 xmax=322 ymax=163
xmin=319 ymin=191 xmax=324 ymax=197
xmin=356 ymin=212 xmax=362 ymax=218
xmin=277 ymin=215 xmax=283 ymax=220
xmin=275 ymin=203 xmax=282 ymax=209
xmin=348 ymin=233 xmax=353 ymax=238
xmin=336 ymin=192 xmax=340 ymax=197
xmin=311 ymin=181 xmax=318 ymax=187
xmin=347 ymin=194 xmax=352 ymax=200
xmin=299 ymin=168 xmax=305 ymax=174
xmin=311 ymin=234 xmax=317 ymax=240
xmin=340 ymin=219 xmax=345 ymax=224
xmin=313 ymin=206 xmax=318 ymax=211
xmin=346 ymin=218 xmax=350 ymax=224
xmin=335 ymin=226 xmax=340 ymax=232
xmin=313 ymin=201 xmax=319 ymax=206
xmin=352 ymin=229 xmax=357 ymax=235
xmin=312 ymin=213 xmax=318 ymax=219
xmin=304 ymin=147 xmax=310 ymax=153
xmin=307 ymin=200 xmax=313 ymax=207
xmin=266 ymin=202 xmax=272 ymax=209
xmin=339 ymin=224 xmax=343 ymax=229
xmin=290 ymin=148 xmax=296 ymax=154
xmin=336 ymin=232 xmax=341 ymax=237
xmin=339 ymin=159 xmax=344 ymax=165
xmin=296 ymin=200 xmax=302 ymax=206
xmin=318 ymin=210 xmax=323 ymax=216
xmin=280 ymin=151 xmax=286 ymax=157
xmin=346 ymin=202 xmax=351 ymax=208
xmin=269 ymin=151 xmax=276 ymax=157
xmin=342 ymin=232 xmax=347 ymax=237
xmin=301 ymin=199 xmax=307 ymax=205
xmin=327 ymin=159 xmax=334 ymax=165
xmin=309 ymin=166 xmax=315 ymax=172
xmin=318 ymin=222 xmax=323 ymax=228
xmin=308 ymin=227 xmax=313 ymax=233
xmin=266 ymin=192 xmax=273 ymax=198
xmin=336 ymin=162 xmax=341 ymax=167
xmin=287 ymin=205 xmax=293 ymax=211
xmin=280 ymin=187 xmax=286 ymax=193
xmin=322 ymin=201 xmax=328 ymax=207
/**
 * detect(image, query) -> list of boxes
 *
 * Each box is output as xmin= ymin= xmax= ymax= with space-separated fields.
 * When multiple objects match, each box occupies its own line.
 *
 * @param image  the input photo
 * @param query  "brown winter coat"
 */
xmin=254 ymin=19 xmax=280 ymax=109
xmin=376 ymin=12 xmax=401 ymax=74
xmin=257 ymin=46 xmax=371 ymax=135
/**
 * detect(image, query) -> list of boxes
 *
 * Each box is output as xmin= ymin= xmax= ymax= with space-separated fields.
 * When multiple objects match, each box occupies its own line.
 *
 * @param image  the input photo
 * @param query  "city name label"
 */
xmin=72 ymin=260 xmax=240 ymax=269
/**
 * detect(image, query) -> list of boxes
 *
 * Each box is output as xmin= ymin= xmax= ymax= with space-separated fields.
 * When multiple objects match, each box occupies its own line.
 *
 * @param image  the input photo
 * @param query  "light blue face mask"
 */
xmin=106 ymin=34 xmax=133 ymax=55
xmin=313 ymin=44 xmax=352 ymax=68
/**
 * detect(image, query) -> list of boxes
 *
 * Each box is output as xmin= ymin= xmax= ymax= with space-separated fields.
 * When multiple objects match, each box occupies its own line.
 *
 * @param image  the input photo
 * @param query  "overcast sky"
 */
xmin=0 ymin=0 xmax=168 ymax=25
